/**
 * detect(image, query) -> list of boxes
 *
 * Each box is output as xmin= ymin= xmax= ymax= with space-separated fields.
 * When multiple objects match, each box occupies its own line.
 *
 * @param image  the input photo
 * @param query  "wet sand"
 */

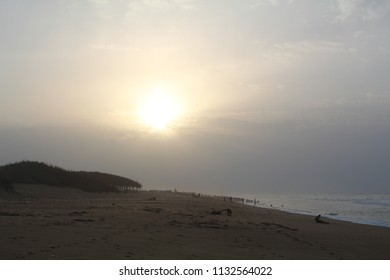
xmin=0 ymin=184 xmax=389 ymax=260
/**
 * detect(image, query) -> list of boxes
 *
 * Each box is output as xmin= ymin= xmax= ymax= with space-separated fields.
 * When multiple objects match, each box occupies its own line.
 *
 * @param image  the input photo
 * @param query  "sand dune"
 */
xmin=0 ymin=184 xmax=389 ymax=260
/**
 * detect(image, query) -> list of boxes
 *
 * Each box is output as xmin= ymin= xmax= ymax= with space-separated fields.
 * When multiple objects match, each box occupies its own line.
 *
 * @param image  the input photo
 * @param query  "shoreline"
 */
xmin=1 ymin=184 xmax=390 ymax=260
xmin=258 ymin=206 xmax=390 ymax=229
xmin=232 ymin=193 xmax=390 ymax=229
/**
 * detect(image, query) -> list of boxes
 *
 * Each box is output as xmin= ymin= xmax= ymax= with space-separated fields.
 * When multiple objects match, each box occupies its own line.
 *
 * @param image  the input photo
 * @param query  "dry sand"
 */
xmin=0 ymin=184 xmax=389 ymax=260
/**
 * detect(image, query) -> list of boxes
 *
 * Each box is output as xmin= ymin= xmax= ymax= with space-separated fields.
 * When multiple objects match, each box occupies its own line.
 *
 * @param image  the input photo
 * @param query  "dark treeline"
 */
xmin=0 ymin=161 xmax=142 ymax=193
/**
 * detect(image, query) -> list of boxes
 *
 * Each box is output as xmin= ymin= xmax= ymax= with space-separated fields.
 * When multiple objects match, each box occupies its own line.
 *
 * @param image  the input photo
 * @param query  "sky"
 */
xmin=1 ymin=0 xmax=390 ymax=195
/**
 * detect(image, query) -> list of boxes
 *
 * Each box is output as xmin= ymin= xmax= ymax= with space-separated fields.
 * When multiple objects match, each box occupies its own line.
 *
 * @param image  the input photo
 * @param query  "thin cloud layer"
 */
xmin=1 ymin=1 xmax=389 ymax=194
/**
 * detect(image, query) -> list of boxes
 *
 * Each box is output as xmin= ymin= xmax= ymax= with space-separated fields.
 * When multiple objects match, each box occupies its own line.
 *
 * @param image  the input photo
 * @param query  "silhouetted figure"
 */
xmin=226 ymin=208 xmax=232 ymax=216
xmin=314 ymin=215 xmax=329 ymax=224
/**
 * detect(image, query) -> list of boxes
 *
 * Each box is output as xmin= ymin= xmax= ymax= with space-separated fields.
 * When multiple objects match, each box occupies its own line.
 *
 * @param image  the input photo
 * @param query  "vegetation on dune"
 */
xmin=0 ymin=161 xmax=142 ymax=192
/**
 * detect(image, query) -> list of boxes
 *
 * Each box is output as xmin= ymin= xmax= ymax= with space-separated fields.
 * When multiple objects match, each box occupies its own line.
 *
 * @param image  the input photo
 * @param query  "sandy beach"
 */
xmin=1 ymin=184 xmax=389 ymax=260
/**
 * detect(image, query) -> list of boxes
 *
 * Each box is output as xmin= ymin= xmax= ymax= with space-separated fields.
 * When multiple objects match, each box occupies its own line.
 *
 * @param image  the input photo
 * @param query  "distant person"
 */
xmin=314 ymin=215 xmax=329 ymax=224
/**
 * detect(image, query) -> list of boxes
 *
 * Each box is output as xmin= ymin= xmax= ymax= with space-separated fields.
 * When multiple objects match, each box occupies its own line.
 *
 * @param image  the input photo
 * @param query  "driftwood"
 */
xmin=210 ymin=208 xmax=232 ymax=216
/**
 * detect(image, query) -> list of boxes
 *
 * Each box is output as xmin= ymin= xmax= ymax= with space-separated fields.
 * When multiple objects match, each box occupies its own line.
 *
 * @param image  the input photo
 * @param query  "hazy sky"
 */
xmin=1 ymin=0 xmax=390 ymax=195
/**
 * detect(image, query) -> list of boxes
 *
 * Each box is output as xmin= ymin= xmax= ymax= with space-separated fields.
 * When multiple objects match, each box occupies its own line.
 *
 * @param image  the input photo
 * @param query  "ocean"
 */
xmin=245 ymin=193 xmax=390 ymax=228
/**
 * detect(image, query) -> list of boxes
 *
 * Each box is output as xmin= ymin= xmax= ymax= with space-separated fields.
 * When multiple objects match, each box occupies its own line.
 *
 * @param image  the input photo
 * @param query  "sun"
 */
xmin=137 ymin=86 xmax=181 ymax=130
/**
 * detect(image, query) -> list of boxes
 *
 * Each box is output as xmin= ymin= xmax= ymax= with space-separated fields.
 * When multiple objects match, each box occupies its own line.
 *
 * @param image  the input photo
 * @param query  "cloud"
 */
xmin=251 ymin=0 xmax=295 ymax=7
xmin=273 ymin=40 xmax=345 ymax=54
xmin=253 ymin=40 xmax=347 ymax=73
xmin=88 ymin=43 xmax=142 ymax=52
xmin=126 ymin=0 xmax=197 ymax=15
xmin=142 ymin=0 xmax=169 ymax=9
xmin=173 ymin=0 xmax=198 ymax=10
xmin=87 ymin=0 xmax=113 ymax=19
xmin=335 ymin=0 xmax=390 ymax=22
xmin=87 ymin=0 xmax=179 ymax=20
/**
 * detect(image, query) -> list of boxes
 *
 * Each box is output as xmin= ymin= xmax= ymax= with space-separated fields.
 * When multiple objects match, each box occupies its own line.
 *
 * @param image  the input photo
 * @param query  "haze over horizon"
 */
xmin=1 ymin=0 xmax=390 ymax=195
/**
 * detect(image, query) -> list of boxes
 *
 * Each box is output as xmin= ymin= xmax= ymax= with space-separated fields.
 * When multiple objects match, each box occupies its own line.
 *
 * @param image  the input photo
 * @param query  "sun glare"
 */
xmin=137 ymin=87 xmax=181 ymax=130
